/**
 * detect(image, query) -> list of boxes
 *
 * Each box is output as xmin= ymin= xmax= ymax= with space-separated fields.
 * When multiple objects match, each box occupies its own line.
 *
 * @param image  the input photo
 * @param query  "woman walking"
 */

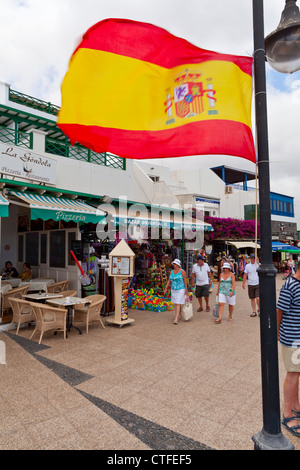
xmin=215 ymin=262 xmax=236 ymax=323
xmin=164 ymin=259 xmax=188 ymax=324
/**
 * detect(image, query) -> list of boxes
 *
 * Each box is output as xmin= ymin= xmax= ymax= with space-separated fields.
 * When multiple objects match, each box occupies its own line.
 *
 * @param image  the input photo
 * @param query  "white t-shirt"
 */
xmin=244 ymin=262 xmax=259 ymax=285
xmin=192 ymin=262 xmax=211 ymax=286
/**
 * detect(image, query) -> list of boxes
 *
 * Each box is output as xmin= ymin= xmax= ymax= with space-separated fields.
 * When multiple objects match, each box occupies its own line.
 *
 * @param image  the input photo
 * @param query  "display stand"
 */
xmin=159 ymin=263 xmax=168 ymax=287
xmin=106 ymin=239 xmax=135 ymax=328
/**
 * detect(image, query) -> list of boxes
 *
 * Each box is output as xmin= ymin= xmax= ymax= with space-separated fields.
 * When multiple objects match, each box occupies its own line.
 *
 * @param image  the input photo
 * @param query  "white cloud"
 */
xmin=1 ymin=0 xmax=300 ymax=226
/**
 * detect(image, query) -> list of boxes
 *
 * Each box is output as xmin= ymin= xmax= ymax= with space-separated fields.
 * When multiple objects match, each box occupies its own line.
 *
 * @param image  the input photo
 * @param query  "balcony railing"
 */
xmin=0 ymin=124 xmax=126 ymax=170
xmin=45 ymin=136 xmax=126 ymax=170
xmin=9 ymin=88 xmax=60 ymax=116
xmin=0 ymin=125 xmax=32 ymax=149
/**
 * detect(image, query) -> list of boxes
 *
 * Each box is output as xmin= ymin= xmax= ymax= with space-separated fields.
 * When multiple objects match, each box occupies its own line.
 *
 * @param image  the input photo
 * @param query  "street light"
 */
xmin=265 ymin=0 xmax=300 ymax=73
xmin=251 ymin=0 xmax=298 ymax=450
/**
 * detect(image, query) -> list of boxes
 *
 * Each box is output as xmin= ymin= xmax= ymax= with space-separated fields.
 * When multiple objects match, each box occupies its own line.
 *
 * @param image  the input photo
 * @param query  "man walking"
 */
xmin=191 ymin=255 xmax=212 ymax=312
xmin=277 ymin=260 xmax=300 ymax=437
xmin=242 ymin=254 xmax=260 ymax=317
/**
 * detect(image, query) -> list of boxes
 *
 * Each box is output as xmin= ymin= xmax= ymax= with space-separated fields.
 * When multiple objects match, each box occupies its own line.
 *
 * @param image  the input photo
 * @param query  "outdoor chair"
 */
xmin=60 ymin=290 xmax=77 ymax=297
xmin=1 ymin=284 xmax=30 ymax=317
xmin=7 ymin=298 xmax=36 ymax=334
xmin=29 ymin=302 xmax=67 ymax=344
xmin=73 ymin=295 xmax=106 ymax=334
xmin=47 ymin=280 xmax=68 ymax=293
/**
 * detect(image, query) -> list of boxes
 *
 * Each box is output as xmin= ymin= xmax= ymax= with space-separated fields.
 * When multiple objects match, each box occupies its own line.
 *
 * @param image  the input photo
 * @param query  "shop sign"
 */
xmin=0 ymin=143 xmax=57 ymax=185
xmin=115 ymin=216 xmax=170 ymax=228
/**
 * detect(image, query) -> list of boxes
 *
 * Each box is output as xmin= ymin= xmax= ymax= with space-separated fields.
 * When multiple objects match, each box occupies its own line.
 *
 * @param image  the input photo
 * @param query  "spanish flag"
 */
xmin=58 ymin=19 xmax=256 ymax=163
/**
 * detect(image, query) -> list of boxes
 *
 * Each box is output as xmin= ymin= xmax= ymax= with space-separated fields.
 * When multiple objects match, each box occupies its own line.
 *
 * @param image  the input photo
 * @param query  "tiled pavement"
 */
xmin=0 ymin=275 xmax=299 ymax=451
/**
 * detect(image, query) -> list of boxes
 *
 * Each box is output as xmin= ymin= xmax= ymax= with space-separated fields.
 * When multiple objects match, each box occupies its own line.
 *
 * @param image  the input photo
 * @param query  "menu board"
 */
xmin=112 ymin=256 xmax=130 ymax=275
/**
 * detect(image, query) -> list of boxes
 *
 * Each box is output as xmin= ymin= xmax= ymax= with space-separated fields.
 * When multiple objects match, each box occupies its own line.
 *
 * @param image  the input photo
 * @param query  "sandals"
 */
xmin=214 ymin=319 xmax=222 ymax=323
xmin=282 ymin=416 xmax=300 ymax=436
xmin=206 ymin=306 xmax=210 ymax=312
xmin=250 ymin=312 xmax=257 ymax=317
xmin=197 ymin=308 xmax=203 ymax=312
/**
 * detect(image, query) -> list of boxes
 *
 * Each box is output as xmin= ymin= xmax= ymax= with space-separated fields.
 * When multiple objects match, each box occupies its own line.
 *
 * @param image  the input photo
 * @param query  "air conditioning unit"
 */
xmin=225 ymin=185 xmax=233 ymax=194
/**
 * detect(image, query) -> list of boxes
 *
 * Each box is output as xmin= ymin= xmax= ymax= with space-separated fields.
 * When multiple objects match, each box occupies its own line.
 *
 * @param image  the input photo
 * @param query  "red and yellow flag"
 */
xmin=58 ymin=19 xmax=256 ymax=163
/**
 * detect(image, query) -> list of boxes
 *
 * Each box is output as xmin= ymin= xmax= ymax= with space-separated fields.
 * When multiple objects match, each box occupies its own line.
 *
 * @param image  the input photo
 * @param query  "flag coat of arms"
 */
xmin=58 ymin=18 xmax=256 ymax=163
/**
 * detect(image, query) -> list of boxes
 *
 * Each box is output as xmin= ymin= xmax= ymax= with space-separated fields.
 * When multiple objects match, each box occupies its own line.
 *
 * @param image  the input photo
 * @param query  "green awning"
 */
xmin=0 ymin=193 xmax=9 ymax=218
xmin=9 ymin=191 xmax=106 ymax=224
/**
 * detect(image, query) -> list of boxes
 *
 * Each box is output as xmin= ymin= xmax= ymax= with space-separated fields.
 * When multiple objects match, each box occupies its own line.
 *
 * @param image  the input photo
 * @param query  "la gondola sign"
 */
xmin=0 ymin=143 xmax=57 ymax=185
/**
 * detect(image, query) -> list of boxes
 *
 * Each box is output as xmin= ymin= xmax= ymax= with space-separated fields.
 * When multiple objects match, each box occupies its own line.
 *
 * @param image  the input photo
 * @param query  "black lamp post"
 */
xmin=251 ymin=0 xmax=300 ymax=450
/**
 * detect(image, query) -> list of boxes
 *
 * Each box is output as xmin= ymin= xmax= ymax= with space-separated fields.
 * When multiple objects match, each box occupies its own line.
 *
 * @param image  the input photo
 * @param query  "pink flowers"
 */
xmin=204 ymin=217 xmax=259 ymax=241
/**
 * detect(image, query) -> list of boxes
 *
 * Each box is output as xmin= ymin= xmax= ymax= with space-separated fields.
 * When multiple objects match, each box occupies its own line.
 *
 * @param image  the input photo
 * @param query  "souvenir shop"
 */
xmin=79 ymin=212 xmax=209 ymax=315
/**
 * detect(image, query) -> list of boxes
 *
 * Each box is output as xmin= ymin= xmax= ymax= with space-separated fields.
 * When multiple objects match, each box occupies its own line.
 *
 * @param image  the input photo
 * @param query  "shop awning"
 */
xmin=9 ymin=191 xmax=106 ymax=224
xmin=270 ymin=241 xmax=300 ymax=253
xmin=228 ymin=241 xmax=259 ymax=249
xmin=0 ymin=193 xmax=9 ymax=218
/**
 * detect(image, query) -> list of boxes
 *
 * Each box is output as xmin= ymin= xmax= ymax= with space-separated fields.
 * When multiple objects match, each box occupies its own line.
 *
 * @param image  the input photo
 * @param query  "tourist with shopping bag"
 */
xmin=164 ymin=259 xmax=188 ymax=324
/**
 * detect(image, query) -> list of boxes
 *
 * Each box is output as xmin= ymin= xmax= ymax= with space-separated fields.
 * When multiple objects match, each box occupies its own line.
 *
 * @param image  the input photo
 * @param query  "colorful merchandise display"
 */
xmin=128 ymin=288 xmax=193 ymax=312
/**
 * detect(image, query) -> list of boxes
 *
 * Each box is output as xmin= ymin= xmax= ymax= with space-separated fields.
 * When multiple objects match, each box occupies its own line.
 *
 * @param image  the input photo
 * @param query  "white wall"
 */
xmin=220 ymin=188 xmax=257 ymax=219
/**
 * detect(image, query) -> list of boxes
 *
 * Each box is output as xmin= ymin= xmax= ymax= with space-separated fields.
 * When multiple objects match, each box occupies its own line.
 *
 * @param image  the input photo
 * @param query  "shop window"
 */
xmin=49 ymin=231 xmax=66 ymax=268
xmin=25 ymin=232 xmax=39 ymax=266
xmin=67 ymin=232 xmax=76 ymax=265
xmin=18 ymin=235 xmax=24 ymax=263
xmin=40 ymin=233 xmax=47 ymax=264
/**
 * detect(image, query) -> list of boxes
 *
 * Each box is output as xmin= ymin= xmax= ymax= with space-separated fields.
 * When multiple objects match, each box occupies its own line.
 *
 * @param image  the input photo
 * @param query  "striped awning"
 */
xmin=0 ymin=193 xmax=9 ymax=218
xmin=9 ymin=191 xmax=106 ymax=224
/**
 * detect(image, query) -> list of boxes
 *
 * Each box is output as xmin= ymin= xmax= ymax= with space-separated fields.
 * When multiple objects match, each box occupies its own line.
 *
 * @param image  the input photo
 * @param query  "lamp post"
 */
xmin=265 ymin=0 xmax=300 ymax=73
xmin=251 ymin=0 xmax=299 ymax=450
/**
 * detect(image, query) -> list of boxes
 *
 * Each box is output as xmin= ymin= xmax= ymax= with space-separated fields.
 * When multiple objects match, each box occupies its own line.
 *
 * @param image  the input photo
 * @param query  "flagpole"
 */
xmin=251 ymin=0 xmax=293 ymax=450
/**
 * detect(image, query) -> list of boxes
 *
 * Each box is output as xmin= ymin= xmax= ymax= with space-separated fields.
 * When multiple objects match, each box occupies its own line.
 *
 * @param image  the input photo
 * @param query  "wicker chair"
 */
xmin=1 ymin=285 xmax=30 ymax=317
xmin=60 ymin=290 xmax=77 ymax=297
xmin=73 ymin=295 xmax=106 ymax=334
xmin=47 ymin=280 xmax=69 ymax=293
xmin=7 ymin=298 xmax=36 ymax=334
xmin=29 ymin=302 xmax=67 ymax=344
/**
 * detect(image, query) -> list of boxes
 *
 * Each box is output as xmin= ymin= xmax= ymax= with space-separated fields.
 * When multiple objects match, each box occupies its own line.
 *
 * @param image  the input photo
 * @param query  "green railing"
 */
xmin=0 ymin=124 xmax=32 ymax=148
xmin=45 ymin=136 xmax=126 ymax=170
xmin=9 ymin=88 xmax=60 ymax=116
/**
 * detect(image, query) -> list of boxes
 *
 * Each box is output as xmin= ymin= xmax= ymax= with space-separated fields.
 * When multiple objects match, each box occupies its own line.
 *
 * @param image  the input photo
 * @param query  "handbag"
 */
xmin=182 ymin=300 xmax=193 ymax=321
xmin=212 ymin=295 xmax=219 ymax=318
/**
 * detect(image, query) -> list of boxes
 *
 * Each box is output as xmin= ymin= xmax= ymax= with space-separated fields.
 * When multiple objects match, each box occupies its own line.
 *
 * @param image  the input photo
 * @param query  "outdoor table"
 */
xmin=21 ymin=279 xmax=55 ymax=293
xmin=22 ymin=293 xmax=63 ymax=303
xmin=0 ymin=284 xmax=12 ymax=294
xmin=45 ymin=296 xmax=90 ymax=336
xmin=2 ymin=278 xmax=21 ymax=288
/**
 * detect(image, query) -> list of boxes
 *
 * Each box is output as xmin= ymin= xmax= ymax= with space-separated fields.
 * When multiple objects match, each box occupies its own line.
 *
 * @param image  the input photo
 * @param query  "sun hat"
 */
xmin=222 ymin=262 xmax=231 ymax=270
xmin=172 ymin=259 xmax=181 ymax=267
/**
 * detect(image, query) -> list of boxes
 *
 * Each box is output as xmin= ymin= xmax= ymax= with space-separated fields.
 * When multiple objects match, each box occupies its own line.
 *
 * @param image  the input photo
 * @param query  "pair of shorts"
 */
xmin=218 ymin=293 xmax=236 ymax=305
xmin=195 ymin=284 xmax=209 ymax=298
xmin=248 ymin=284 xmax=259 ymax=299
xmin=281 ymin=344 xmax=300 ymax=372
